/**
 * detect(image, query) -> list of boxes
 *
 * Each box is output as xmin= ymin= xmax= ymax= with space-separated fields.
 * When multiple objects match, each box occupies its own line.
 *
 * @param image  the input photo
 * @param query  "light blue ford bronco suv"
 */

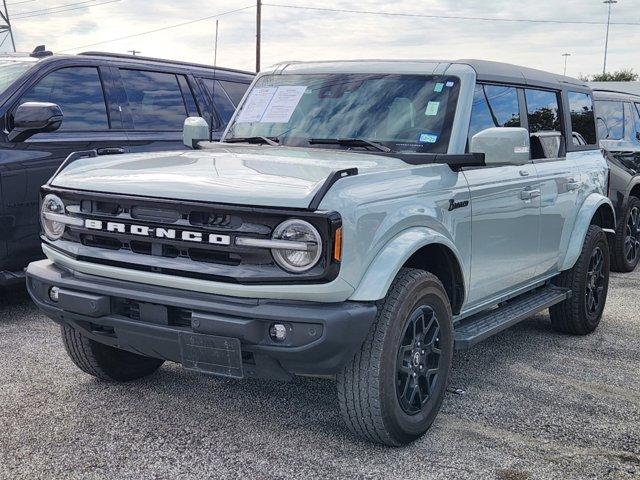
xmin=26 ymin=59 xmax=615 ymax=446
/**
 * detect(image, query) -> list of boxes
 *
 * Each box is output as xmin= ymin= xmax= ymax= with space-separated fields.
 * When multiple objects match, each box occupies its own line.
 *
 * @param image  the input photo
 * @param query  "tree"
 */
xmin=584 ymin=69 xmax=638 ymax=82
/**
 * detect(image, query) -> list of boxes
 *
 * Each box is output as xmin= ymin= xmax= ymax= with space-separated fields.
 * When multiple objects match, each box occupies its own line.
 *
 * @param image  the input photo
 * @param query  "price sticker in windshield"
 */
xmin=237 ymin=86 xmax=307 ymax=124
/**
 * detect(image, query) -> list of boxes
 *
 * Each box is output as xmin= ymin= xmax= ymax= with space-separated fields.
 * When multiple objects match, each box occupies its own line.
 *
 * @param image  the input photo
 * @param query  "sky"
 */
xmin=4 ymin=0 xmax=640 ymax=78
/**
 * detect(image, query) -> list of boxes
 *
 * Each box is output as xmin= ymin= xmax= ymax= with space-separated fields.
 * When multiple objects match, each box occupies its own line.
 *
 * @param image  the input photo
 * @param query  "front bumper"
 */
xmin=26 ymin=260 xmax=377 ymax=380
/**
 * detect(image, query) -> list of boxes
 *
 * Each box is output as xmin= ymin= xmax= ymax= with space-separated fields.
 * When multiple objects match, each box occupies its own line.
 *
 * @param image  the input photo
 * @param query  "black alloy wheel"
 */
xmin=624 ymin=205 xmax=640 ymax=265
xmin=585 ymin=246 xmax=606 ymax=315
xmin=396 ymin=305 xmax=442 ymax=415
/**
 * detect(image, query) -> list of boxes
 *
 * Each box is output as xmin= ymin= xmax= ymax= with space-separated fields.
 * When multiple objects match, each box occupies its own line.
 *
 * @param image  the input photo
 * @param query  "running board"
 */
xmin=0 ymin=269 xmax=25 ymax=286
xmin=454 ymin=286 xmax=571 ymax=350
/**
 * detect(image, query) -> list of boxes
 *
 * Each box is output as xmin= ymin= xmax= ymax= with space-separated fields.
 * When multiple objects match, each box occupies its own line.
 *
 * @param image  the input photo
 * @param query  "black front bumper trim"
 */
xmin=26 ymin=260 xmax=377 ymax=380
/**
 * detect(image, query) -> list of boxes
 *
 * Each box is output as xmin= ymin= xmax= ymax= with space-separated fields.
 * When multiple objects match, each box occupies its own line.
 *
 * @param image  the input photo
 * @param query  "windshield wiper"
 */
xmin=224 ymin=136 xmax=280 ymax=146
xmin=308 ymin=138 xmax=392 ymax=153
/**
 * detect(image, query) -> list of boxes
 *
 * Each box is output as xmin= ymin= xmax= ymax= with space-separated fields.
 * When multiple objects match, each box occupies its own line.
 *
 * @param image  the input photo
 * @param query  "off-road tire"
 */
xmin=61 ymin=324 xmax=164 ymax=381
xmin=550 ymin=225 xmax=609 ymax=335
xmin=611 ymin=196 xmax=640 ymax=273
xmin=336 ymin=268 xmax=453 ymax=446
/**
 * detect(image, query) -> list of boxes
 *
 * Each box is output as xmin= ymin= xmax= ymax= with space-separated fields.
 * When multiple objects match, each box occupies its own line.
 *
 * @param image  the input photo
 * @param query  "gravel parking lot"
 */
xmin=1 ymin=271 xmax=639 ymax=480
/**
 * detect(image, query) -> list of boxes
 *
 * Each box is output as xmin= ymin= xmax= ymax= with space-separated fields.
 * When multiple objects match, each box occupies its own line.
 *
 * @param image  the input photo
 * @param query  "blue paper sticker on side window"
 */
xmin=434 ymin=82 xmax=444 ymax=93
xmin=419 ymin=132 xmax=438 ymax=143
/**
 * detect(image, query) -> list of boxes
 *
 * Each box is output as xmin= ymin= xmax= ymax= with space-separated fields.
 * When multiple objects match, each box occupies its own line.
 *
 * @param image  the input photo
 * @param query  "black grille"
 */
xmin=44 ymin=187 xmax=341 ymax=284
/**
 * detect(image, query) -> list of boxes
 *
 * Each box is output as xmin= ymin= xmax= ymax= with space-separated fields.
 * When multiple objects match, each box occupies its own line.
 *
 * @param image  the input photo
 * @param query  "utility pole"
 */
xmin=256 ymin=0 xmax=261 ymax=72
xmin=602 ymin=0 xmax=617 ymax=74
xmin=0 ymin=0 xmax=16 ymax=53
xmin=562 ymin=53 xmax=571 ymax=76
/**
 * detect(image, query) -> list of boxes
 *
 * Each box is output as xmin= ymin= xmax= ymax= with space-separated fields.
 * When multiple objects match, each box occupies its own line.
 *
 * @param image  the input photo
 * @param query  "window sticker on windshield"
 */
xmin=434 ymin=82 xmax=444 ymax=93
xmin=236 ymin=86 xmax=306 ymax=123
xmin=260 ymin=86 xmax=307 ymax=123
xmin=419 ymin=132 xmax=438 ymax=143
xmin=425 ymin=101 xmax=440 ymax=116
xmin=445 ymin=81 xmax=454 ymax=87
xmin=236 ymin=87 xmax=277 ymax=123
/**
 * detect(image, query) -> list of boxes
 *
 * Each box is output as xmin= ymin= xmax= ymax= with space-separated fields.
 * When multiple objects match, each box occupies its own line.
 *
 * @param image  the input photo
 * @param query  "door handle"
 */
xmin=519 ymin=170 xmax=530 ymax=177
xmin=97 ymin=147 xmax=126 ymax=155
xmin=520 ymin=187 xmax=541 ymax=200
xmin=566 ymin=180 xmax=581 ymax=191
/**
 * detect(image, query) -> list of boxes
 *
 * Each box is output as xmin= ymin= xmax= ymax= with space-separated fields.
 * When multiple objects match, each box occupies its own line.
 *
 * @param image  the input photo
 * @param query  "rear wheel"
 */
xmin=550 ymin=225 xmax=609 ymax=334
xmin=61 ymin=324 xmax=164 ymax=382
xmin=611 ymin=196 xmax=640 ymax=272
xmin=336 ymin=268 xmax=453 ymax=446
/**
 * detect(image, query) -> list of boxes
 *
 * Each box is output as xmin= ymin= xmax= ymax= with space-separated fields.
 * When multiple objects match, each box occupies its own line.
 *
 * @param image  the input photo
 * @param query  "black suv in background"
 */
xmin=0 ymin=47 xmax=253 ymax=285
xmin=592 ymin=89 xmax=640 ymax=272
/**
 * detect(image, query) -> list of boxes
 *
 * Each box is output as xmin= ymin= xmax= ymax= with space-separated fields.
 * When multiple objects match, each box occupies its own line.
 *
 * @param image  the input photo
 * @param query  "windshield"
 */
xmin=225 ymin=73 xmax=460 ymax=153
xmin=0 ymin=60 xmax=34 ymax=93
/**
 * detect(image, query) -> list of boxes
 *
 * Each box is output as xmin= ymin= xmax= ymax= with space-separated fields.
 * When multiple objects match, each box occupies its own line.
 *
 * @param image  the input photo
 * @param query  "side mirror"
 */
xmin=470 ymin=127 xmax=530 ymax=166
xmin=9 ymin=102 xmax=63 ymax=142
xmin=183 ymin=117 xmax=210 ymax=149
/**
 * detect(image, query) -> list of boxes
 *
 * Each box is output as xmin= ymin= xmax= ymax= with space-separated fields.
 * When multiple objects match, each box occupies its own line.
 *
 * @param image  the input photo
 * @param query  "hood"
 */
xmin=50 ymin=145 xmax=409 ymax=209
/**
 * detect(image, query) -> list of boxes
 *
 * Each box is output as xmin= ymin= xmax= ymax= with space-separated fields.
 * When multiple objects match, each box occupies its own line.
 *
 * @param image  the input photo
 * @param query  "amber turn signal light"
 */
xmin=333 ymin=227 xmax=342 ymax=262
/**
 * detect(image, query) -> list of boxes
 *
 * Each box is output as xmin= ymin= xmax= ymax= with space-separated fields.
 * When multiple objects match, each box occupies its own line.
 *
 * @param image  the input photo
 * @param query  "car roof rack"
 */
xmin=591 ymin=88 xmax=640 ymax=99
xmin=78 ymin=51 xmax=254 ymax=76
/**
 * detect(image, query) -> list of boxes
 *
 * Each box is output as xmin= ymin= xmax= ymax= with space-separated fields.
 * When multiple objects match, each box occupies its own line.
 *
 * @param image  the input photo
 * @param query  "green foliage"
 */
xmin=584 ymin=69 xmax=638 ymax=82
xmin=528 ymin=107 xmax=559 ymax=133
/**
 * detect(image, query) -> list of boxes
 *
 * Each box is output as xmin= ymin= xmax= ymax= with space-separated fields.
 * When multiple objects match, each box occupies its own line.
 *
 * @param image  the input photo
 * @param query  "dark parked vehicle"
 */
xmin=593 ymin=89 xmax=640 ymax=272
xmin=0 ymin=47 xmax=253 ymax=285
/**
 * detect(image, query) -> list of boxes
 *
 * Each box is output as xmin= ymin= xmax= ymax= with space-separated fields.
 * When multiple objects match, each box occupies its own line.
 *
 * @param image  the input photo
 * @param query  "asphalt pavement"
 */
xmin=0 ymin=270 xmax=638 ymax=479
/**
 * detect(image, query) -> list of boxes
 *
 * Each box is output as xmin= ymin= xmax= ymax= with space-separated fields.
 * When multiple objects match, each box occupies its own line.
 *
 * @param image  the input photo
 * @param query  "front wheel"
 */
xmin=336 ymin=268 xmax=453 ymax=446
xmin=61 ymin=324 xmax=164 ymax=382
xmin=550 ymin=225 xmax=610 ymax=335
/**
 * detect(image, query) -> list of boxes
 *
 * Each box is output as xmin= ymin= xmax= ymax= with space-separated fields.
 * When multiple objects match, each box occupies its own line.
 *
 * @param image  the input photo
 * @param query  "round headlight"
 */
xmin=41 ymin=194 xmax=66 ymax=240
xmin=271 ymin=219 xmax=322 ymax=273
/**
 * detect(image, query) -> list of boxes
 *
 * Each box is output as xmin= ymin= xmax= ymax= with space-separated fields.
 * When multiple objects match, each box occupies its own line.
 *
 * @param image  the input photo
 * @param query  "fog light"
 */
xmin=49 ymin=286 xmax=60 ymax=302
xmin=269 ymin=323 xmax=287 ymax=342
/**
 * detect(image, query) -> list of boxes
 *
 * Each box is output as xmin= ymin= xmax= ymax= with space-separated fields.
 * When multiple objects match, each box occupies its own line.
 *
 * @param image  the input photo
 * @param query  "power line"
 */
xmin=12 ymin=0 xmax=102 ymax=15
xmin=60 ymin=5 xmax=255 ymax=52
xmin=263 ymin=3 xmax=640 ymax=26
xmin=13 ymin=0 xmax=120 ymax=19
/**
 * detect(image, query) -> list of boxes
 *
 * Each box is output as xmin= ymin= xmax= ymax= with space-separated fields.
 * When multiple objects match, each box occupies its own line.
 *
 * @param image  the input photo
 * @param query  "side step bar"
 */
xmin=0 ymin=269 xmax=25 ymax=287
xmin=454 ymin=286 xmax=571 ymax=350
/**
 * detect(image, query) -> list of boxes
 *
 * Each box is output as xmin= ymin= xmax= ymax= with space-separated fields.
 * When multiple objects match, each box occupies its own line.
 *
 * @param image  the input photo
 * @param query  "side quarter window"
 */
xmin=524 ymin=89 xmax=563 ymax=159
xmin=468 ymin=84 xmax=520 ymax=147
xmin=567 ymin=91 xmax=597 ymax=146
xmin=218 ymin=80 xmax=250 ymax=106
xmin=199 ymin=78 xmax=238 ymax=130
xmin=595 ymin=100 xmax=624 ymax=141
xmin=17 ymin=66 xmax=109 ymax=131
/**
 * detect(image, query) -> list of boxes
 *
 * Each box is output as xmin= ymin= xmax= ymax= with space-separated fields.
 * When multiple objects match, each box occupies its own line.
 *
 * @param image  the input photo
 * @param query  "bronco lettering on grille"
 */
xmin=84 ymin=219 xmax=231 ymax=245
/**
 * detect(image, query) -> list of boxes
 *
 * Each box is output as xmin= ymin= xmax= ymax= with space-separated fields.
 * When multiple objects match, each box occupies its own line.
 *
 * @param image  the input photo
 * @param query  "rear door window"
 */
xmin=595 ymin=100 xmax=624 ymax=140
xmin=524 ymin=89 xmax=563 ymax=159
xmin=19 ymin=66 xmax=109 ymax=131
xmin=120 ymin=69 xmax=189 ymax=130
xmin=468 ymin=84 xmax=520 ymax=146
xmin=567 ymin=92 xmax=597 ymax=146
